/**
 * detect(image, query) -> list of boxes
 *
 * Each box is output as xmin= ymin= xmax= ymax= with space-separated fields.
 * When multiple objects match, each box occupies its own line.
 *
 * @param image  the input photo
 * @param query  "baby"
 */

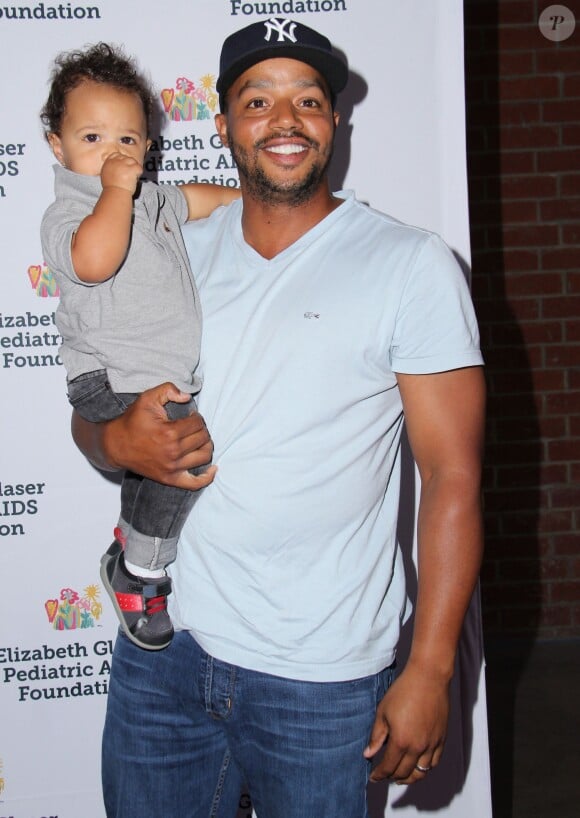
xmin=40 ymin=42 xmax=239 ymax=650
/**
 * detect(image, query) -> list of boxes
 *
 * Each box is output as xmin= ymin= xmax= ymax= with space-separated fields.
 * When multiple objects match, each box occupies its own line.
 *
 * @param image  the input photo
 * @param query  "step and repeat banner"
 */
xmin=0 ymin=1 xmax=491 ymax=816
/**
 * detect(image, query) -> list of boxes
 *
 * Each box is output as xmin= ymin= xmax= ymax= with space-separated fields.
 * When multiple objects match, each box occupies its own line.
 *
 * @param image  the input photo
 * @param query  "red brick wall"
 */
xmin=464 ymin=0 xmax=580 ymax=638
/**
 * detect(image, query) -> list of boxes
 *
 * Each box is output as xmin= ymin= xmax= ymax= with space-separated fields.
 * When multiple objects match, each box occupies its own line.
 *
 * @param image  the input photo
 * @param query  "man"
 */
xmin=74 ymin=18 xmax=485 ymax=818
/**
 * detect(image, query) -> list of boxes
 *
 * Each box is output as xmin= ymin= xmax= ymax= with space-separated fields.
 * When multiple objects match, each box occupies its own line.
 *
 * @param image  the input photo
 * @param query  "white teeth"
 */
xmin=266 ymin=144 xmax=305 ymax=155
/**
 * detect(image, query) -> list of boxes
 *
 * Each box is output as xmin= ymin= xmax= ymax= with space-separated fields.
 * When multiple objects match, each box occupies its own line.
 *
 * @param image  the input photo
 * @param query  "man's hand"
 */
xmin=100 ymin=152 xmax=143 ymax=195
xmin=363 ymin=660 xmax=449 ymax=784
xmin=73 ymin=382 xmax=216 ymax=491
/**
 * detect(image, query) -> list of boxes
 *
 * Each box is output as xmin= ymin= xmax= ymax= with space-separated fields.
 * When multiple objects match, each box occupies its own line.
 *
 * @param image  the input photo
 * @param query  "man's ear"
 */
xmin=47 ymin=133 xmax=65 ymax=165
xmin=214 ymin=113 xmax=229 ymax=148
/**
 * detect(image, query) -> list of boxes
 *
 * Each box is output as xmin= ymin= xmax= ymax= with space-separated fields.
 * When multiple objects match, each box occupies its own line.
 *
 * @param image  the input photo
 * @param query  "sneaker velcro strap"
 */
xmin=115 ymin=591 xmax=147 ymax=612
xmin=115 ymin=577 xmax=172 ymax=612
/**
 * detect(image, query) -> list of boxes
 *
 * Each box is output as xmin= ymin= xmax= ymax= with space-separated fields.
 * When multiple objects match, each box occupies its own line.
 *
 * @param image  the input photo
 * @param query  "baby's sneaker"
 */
xmin=100 ymin=540 xmax=174 ymax=650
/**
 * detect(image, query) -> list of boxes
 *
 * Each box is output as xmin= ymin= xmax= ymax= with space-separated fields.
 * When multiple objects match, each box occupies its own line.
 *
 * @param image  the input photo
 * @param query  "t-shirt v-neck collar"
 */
xmin=232 ymin=191 xmax=354 ymax=268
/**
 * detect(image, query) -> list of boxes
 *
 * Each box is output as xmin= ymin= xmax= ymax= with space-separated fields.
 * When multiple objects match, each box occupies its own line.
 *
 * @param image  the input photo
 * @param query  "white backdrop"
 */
xmin=0 ymin=1 xmax=491 ymax=816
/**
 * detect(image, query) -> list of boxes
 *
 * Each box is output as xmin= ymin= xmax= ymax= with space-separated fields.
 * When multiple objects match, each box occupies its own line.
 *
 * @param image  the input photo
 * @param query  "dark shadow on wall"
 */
xmin=464 ymin=2 xmax=542 ymax=816
xmin=327 ymin=61 xmax=368 ymax=191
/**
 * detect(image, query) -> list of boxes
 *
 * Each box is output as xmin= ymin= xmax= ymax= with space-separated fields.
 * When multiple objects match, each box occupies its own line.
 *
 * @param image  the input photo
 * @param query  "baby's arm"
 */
xmin=72 ymin=154 xmax=143 ymax=283
xmin=179 ymin=183 xmax=241 ymax=221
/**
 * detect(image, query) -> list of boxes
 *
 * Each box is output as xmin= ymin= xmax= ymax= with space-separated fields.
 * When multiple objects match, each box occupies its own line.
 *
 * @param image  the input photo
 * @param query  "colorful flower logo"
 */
xmin=28 ymin=263 xmax=59 ymax=297
xmin=45 ymin=584 xmax=103 ymax=630
xmin=161 ymin=74 xmax=218 ymax=121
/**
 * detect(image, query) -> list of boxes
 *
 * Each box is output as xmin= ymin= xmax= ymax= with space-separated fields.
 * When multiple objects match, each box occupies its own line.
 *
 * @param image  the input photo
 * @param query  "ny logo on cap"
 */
xmin=264 ymin=17 xmax=298 ymax=43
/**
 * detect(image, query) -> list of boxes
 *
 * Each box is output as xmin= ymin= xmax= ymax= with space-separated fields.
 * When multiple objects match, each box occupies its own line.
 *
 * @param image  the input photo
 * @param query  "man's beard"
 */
xmin=227 ymin=132 xmax=333 ymax=206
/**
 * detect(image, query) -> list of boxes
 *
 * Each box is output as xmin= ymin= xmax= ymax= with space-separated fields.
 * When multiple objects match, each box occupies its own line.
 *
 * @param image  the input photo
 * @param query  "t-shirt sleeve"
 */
xmin=390 ymin=233 xmax=484 ymax=374
xmin=161 ymin=183 xmax=188 ymax=225
xmin=40 ymin=200 xmax=91 ymax=285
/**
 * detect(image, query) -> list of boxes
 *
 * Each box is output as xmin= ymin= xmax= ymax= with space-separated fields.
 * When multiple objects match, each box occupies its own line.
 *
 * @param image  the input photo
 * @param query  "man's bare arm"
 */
xmin=71 ymin=382 xmax=216 ymax=490
xmin=364 ymin=366 xmax=485 ymax=784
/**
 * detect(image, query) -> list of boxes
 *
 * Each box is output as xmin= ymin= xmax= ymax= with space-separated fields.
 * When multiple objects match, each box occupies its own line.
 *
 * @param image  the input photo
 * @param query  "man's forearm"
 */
xmin=71 ymin=410 xmax=117 ymax=471
xmin=408 ymin=472 xmax=484 ymax=681
xmin=363 ymin=472 xmax=483 ymax=784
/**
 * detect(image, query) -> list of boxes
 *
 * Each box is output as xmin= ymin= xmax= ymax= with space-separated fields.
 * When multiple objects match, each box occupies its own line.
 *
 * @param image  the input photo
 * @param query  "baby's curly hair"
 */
xmin=40 ymin=42 xmax=154 ymax=138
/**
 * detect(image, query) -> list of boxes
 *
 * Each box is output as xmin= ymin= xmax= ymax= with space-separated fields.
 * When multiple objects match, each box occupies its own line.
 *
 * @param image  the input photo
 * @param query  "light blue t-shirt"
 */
xmin=170 ymin=192 xmax=483 ymax=682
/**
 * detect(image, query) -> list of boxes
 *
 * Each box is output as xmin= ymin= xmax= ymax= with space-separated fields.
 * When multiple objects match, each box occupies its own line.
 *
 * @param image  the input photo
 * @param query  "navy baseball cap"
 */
xmin=217 ymin=17 xmax=348 ymax=106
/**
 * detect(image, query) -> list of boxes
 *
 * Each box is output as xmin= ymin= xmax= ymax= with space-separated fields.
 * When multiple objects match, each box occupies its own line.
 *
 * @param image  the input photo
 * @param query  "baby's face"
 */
xmin=48 ymin=80 xmax=149 ymax=176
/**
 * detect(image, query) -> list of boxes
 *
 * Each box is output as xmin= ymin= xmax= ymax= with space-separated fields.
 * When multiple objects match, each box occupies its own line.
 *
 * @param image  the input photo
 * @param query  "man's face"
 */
xmin=215 ymin=57 xmax=339 ymax=206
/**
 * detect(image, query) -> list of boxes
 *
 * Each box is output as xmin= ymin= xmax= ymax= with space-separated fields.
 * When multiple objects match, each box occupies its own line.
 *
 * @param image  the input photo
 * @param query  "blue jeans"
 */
xmin=102 ymin=631 xmax=394 ymax=817
xmin=68 ymin=369 xmax=201 ymax=570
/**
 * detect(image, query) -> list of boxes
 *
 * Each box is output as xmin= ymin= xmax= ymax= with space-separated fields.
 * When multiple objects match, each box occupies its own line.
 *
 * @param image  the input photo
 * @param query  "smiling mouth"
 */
xmin=264 ymin=143 xmax=307 ymax=155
